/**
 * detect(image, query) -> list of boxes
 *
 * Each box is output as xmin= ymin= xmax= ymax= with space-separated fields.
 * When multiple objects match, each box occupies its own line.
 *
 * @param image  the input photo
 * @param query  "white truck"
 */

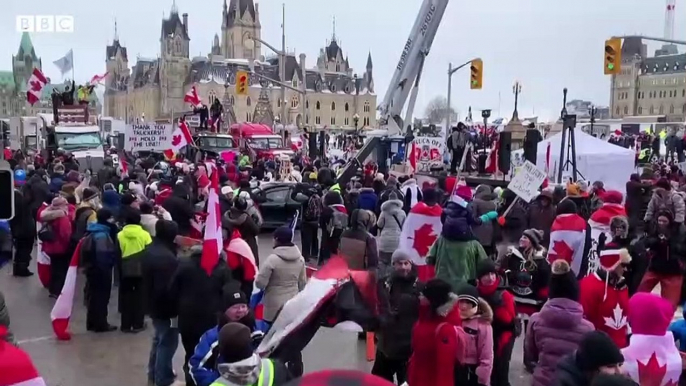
xmin=37 ymin=112 xmax=106 ymax=172
xmin=8 ymin=116 xmax=41 ymax=152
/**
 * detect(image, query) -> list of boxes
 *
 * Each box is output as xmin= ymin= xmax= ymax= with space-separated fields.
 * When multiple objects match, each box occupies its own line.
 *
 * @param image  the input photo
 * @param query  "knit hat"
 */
xmin=556 ymin=198 xmax=577 ymax=215
xmin=455 ymin=183 xmax=473 ymax=202
xmin=589 ymin=374 xmax=639 ymax=386
xmin=599 ymin=242 xmax=631 ymax=271
xmin=548 ymin=260 xmax=580 ymax=301
xmin=576 ymin=331 xmax=625 ymax=372
xmin=82 ymin=187 xmax=98 ymax=202
xmin=391 ymin=249 xmax=412 ymax=264
xmin=422 ymin=188 xmax=438 ymax=204
xmin=0 ymin=326 xmax=47 ymax=386
xmin=522 ymin=229 xmax=544 ymax=249
xmin=283 ymin=370 xmax=396 ymax=386
xmin=386 ymin=175 xmax=398 ymax=187
xmin=610 ymin=216 xmax=629 ymax=239
xmin=627 ymin=292 xmax=673 ymax=336
xmin=422 ymin=279 xmax=453 ymax=311
xmin=476 ymin=259 xmax=497 ymax=280
xmin=222 ymin=284 xmax=248 ymax=310
xmin=218 ymin=323 xmax=254 ymax=363
xmin=602 ymin=190 xmax=623 ymax=204
xmin=273 ymin=226 xmax=293 ymax=245
xmin=456 ymin=284 xmax=479 ymax=307
xmin=120 ymin=192 xmax=137 ymax=206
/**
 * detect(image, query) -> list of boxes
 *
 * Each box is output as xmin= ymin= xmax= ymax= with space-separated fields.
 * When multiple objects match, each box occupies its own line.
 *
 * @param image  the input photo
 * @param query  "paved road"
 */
xmin=0 ymin=232 xmax=531 ymax=386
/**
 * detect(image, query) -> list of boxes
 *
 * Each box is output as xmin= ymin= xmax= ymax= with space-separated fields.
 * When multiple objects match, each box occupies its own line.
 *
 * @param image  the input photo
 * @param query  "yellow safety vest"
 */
xmin=210 ymin=359 xmax=275 ymax=386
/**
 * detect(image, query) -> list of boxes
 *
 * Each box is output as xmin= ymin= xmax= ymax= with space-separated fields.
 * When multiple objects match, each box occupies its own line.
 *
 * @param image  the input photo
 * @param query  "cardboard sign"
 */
xmin=507 ymin=160 xmax=546 ymax=203
xmin=413 ymin=136 xmax=446 ymax=173
xmin=125 ymin=123 xmax=173 ymax=152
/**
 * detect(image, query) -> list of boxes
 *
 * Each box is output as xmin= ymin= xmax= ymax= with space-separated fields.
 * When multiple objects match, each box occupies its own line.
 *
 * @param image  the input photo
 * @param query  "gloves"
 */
xmin=479 ymin=211 xmax=498 ymax=222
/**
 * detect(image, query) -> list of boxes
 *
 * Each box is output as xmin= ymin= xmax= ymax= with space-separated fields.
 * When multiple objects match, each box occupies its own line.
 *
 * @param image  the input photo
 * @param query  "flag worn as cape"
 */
xmin=548 ymin=212 xmax=588 ymax=277
xmin=36 ymin=203 xmax=50 ymax=288
xmin=0 ymin=326 xmax=47 ymax=386
xmin=200 ymin=170 xmax=222 ymax=275
xmin=587 ymin=203 xmax=627 ymax=276
xmin=50 ymin=239 xmax=84 ymax=341
xmin=398 ymin=202 xmax=442 ymax=282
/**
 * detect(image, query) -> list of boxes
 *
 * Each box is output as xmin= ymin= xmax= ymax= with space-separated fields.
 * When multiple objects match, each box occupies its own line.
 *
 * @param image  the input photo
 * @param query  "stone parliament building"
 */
xmin=104 ymin=0 xmax=377 ymax=130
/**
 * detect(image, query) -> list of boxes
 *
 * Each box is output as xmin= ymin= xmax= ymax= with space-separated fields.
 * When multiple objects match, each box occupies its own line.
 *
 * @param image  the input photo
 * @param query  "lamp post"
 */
xmin=512 ymin=81 xmax=522 ymax=121
xmin=446 ymin=58 xmax=480 ymax=142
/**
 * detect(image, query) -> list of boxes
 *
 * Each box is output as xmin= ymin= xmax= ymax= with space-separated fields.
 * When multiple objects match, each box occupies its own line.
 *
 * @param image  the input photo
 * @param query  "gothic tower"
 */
xmin=221 ymin=0 xmax=261 ymax=60
xmin=12 ymin=32 xmax=42 ymax=92
xmin=105 ymin=21 xmax=130 ymax=117
xmin=160 ymin=1 xmax=191 ymax=115
xmin=364 ymin=52 xmax=374 ymax=93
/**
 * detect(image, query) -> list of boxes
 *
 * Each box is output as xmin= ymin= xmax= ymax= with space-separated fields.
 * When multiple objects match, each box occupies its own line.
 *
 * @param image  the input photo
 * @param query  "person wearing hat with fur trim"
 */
xmin=407 ymin=278 xmax=463 ymax=386
xmin=454 ymin=283 xmax=494 ymax=386
xmin=524 ymin=260 xmax=594 ymax=386
xmin=371 ymin=249 xmax=423 ymax=384
xmin=637 ymin=209 xmax=686 ymax=307
xmin=579 ymin=240 xmax=631 ymax=349
xmin=553 ymin=331 xmax=626 ymax=386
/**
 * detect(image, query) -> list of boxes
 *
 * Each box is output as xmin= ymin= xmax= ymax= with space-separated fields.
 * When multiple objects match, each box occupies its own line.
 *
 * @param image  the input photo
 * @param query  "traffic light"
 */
xmin=604 ymin=38 xmax=622 ymax=75
xmin=0 ymin=161 xmax=14 ymax=220
xmin=236 ymin=71 xmax=249 ymax=95
xmin=470 ymin=59 xmax=483 ymax=90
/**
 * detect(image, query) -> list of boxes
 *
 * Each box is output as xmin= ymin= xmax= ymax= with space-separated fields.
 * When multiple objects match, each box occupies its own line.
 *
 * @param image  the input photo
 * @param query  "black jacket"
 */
xmin=225 ymin=207 xmax=260 ymax=264
xmin=552 ymin=353 xmax=591 ymax=386
xmin=11 ymin=189 xmax=36 ymax=241
xmin=141 ymin=239 xmax=179 ymax=320
xmin=644 ymin=224 xmax=686 ymax=275
xmin=22 ymin=174 xmax=51 ymax=219
xmin=97 ymin=165 xmax=117 ymax=189
xmin=169 ymin=253 xmax=235 ymax=333
xmin=375 ymin=271 xmax=423 ymax=360
xmin=162 ymin=184 xmax=195 ymax=236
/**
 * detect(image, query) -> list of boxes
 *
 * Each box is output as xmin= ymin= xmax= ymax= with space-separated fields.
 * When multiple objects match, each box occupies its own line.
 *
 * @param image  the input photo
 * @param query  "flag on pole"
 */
xmin=50 ymin=240 xmax=85 ymax=340
xmin=184 ymin=85 xmax=201 ymax=107
xmin=26 ymin=68 xmax=48 ymax=106
xmin=53 ymin=49 xmax=74 ymax=76
xmin=163 ymin=119 xmax=193 ymax=159
xmin=289 ymin=210 xmax=299 ymax=242
xmin=200 ymin=169 xmax=223 ymax=275
xmin=89 ymin=72 xmax=109 ymax=86
xmin=543 ymin=142 xmax=551 ymax=188
xmin=398 ymin=202 xmax=442 ymax=281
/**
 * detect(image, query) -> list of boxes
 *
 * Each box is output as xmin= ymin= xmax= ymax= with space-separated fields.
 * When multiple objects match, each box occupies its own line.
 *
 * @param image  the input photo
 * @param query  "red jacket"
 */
xmin=407 ymin=298 xmax=462 ymax=386
xmin=579 ymin=272 xmax=629 ymax=348
xmin=478 ymin=280 xmax=516 ymax=356
xmin=39 ymin=206 xmax=74 ymax=256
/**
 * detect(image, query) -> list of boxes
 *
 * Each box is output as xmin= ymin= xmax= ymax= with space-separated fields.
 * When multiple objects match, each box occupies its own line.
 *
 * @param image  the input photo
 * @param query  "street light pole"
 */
xmin=280 ymin=4 xmax=287 ymax=137
xmin=446 ymin=58 xmax=480 ymax=141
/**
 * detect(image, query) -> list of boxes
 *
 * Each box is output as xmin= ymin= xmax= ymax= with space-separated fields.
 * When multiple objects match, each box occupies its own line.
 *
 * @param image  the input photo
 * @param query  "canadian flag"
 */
xmin=164 ymin=119 xmax=193 ymax=159
xmin=542 ymin=142 xmax=551 ymax=188
xmin=89 ymin=72 xmax=109 ymax=86
xmin=485 ymin=137 xmax=499 ymax=174
xmin=26 ymin=68 xmax=48 ymax=106
xmin=548 ymin=211 xmax=588 ymax=277
xmin=200 ymin=169 xmax=223 ymax=275
xmin=36 ymin=203 xmax=50 ymax=288
xmin=398 ymin=202 xmax=443 ymax=281
xmin=50 ymin=240 xmax=85 ymax=340
xmin=119 ymin=157 xmax=129 ymax=177
xmin=184 ymin=85 xmax=201 ymax=107
xmin=0 ymin=326 xmax=47 ymax=386
xmin=408 ymin=141 xmax=418 ymax=172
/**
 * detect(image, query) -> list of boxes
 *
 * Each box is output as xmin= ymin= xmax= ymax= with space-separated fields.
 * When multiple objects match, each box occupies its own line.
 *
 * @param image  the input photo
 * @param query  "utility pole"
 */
xmin=280 ymin=3 xmax=287 ymax=137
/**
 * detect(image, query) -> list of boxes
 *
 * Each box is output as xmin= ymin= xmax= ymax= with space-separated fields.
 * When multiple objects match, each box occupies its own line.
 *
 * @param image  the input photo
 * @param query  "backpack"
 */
xmin=303 ymin=194 xmax=322 ymax=221
xmin=37 ymin=222 xmax=56 ymax=242
xmin=328 ymin=208 xmax=348 ymax=235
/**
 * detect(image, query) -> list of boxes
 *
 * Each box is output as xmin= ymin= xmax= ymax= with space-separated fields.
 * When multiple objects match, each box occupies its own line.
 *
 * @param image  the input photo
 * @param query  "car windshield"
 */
xmin=56 ymin=132 xmax=102 ymax=151
xmin=199 ymin=136 xmax=235 ymax=149
xmin=248 ymin=137 xmax=283 ymax=149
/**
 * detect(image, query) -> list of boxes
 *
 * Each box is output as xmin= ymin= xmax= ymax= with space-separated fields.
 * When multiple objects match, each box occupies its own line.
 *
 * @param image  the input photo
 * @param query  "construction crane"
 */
xmin=336 ymin=0 xmax=450 ymax=185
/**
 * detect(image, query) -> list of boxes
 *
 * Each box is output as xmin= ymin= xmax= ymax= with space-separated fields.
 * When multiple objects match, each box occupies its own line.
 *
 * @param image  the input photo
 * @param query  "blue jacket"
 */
xmin=49 ymin=176 xmax=64 ymax=193
xmin=81 ymin=222 xmax=119 ymax=269
xmin=102 ymin=190 xmax=121 ymax=218
xmin=669 ymin=309 xmax=686 ymax=351
xmin=357 ymin=188 xmax=378 ymax=212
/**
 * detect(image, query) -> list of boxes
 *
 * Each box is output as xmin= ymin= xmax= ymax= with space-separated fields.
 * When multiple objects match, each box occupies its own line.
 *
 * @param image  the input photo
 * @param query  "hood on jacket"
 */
xmin=538 ymin=297 xmax=585 ymax=328
xmin=86 ymin=222 xmax=110 ymax=234
xmin=652 ymin=187 xmax=675 ymax=202
xmin=323 ymin=190 xmax=343 ymax=206
xmin=226 ymin=207 xmax=248 ymax=226
xmin=102 ymin=190 xmax=120 ymax=208
xmin=627 ymin=292 xmax=673 ymax=336
xmin=401 ymin=178 xmax=417 ymax=189
xmin=119 ymin=224 xmax=149 ymax=241
xmin=468 ymin=298 xmax=494 ymax=323
xmin=474 ymin=185 xmax=496 ymax=201
xmin=272 ymin=245 xmax=303 ymax=261
xmin=380 ymin=199 xmax=403 ymax=213
xmin=359 ymin=187 xmax=375 ymax=195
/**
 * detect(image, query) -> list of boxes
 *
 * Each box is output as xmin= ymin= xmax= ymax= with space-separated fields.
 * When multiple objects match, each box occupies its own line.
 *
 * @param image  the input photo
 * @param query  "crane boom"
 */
xmin=336 ymin=0 xmax=450 ymax=184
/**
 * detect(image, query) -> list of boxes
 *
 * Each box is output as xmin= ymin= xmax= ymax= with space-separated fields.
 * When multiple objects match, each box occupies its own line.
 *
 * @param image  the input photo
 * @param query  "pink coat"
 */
xmin=457 ymin=298 xmax=494 ymax=386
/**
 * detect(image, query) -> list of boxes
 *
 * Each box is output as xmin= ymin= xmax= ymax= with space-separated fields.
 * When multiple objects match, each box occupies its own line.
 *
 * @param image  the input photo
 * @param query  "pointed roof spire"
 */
xmin=171 ymin=0 xmax=178 ymax=14
xmin=332 ymin=16 xmax=337 ymax=41
xmin=366 ymin=51 xmax=373 ymax=69
xmin=114 ymin=19 xmax=119 ymax=41
xmin=17 ymin=32 xmax=38 ymax=61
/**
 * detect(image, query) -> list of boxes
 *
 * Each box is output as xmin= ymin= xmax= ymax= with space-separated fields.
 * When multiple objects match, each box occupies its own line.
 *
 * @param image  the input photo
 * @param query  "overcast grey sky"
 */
xmin=1 ymin=0 xmax=682 ymax=121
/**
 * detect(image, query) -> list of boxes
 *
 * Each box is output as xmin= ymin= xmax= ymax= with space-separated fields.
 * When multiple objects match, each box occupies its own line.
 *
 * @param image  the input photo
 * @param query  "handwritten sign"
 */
xmin=507 ymin=160 xmax=546 ymax=203
xmin=413 ymin=136 xmax=446 ymax=173
xmin=124 ymin=123 xmax=173 ymax=152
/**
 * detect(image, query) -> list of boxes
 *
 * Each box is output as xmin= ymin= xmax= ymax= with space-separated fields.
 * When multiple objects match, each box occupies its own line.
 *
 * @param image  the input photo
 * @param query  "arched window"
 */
xmin=615 ymin=106 xmax=620 ymax=115
xmin=315 ymin=116 xmax=321 ymax=125
xmin=650 ymin=106 xmax=655 ymax=114
xmin=247 ymin=97 xmax=252 ymax=107
xmin=306 ymin=100 xmax=309 ymax=109
xmin=670 ymin=105 xmax=675 ymax=114
xmin=659 ymin=105 xmax=664 ymax=114
xmin=638 ymin=106 xmax=642 ymax=114
xmin=291 ymin=97 xmax=299 ymax=108
xmin=364 ymin=101 xmax=370 ymax=113
xmin=624 ymin=106 xmax=628 ymax=115
xmin=683 ymin=89 xmax=685 ymax=97
xmin=246 ymin=112 xmax=252 ymax=121
xmin=344 ymin=103 xmax=349 ymax=112
xmin=331 ymin=116 xmax=336 ymax=125
xmin=277 ymin=99 xmax=281 ymax=108
xmin=344 ymin=117 xmax=349 ymax=125
xmin=316 ymin=101 xmax=321 ymax=110
xmin=331 ymin=102 xmax=336 ymax=111
xmin=208 ymin=90 xmax=217 ymax=104
xmin=306 ymin=115 xmax=309 ymax=124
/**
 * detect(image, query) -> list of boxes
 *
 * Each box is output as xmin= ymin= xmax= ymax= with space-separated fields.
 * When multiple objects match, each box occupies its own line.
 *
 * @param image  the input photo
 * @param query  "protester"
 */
xmin=140 ymin=202 xmax=173 ymax=237
xmin=102 ymin=183 xmax=121 ymax=219
xmin=117 ymin=208 xmax=151 ymax=333
xmin=400 ymin=177 xmax=423 ymax=213
xmin=11 ymin=177 xmax=36 ymax=277
xmin=40 ymin=196 xmax=75 ymax=298
xmin=376 ymin=192 xmax=405 ymax=277
xmin=255 ymin=226 xmax=307 ymax=324
xmin=524 ymin=260 xmax=594 ymax=386
xmin=225 ymin=196 xmax=260 ymax=265
xmin=625 ymin=173 xmax=652 ymax=234
xmin=319 ymin=190 xmax=348 ymax=264
xmin=553 ymin=331 xmax=626 ymax=385
xmin=498 ymin=189 xmax=529 ymax=247
xmin=300 ymin=186 xmax=321 ymax=262
xmin=454 ymin=283 xmax=494 ymax=386
xmin=339 ymin=209 xmax=379 ymax=270
xmin=0 ymin=326 xmax=47 ymax=385
xmin=73 ymin=187 xmax=101 ymax=241
xmin=372 ymin=249 xmax=423 ymax=384
xmin=472 ymin=185 xmax=499 ymax=257
xmin=644 ymin=177 xmax=685 ymax=224
xmin=527 ymin=189 xmax=557 ymax=248
xmin=163 ymin=184 xmax=195 ymax=236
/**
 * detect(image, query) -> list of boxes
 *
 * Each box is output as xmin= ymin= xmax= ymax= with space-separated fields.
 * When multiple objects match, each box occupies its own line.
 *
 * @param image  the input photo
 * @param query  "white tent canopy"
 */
xmin=512 ymin=128 xmax=635 ymax=195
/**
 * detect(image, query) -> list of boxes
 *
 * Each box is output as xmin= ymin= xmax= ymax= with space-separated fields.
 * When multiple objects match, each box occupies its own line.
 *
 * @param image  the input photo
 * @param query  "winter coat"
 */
xmin=407 ymin=295 xmax=463 ymax=386
xmin=498 ymin=200 xmax=528 ymax=245
xmin=255 ymin=244 xmax=307 ymax=322
xmin=377 ymin=186 xmax=404 ymax=213
xmin=117 ymin=224 xmax=151 ymax=277
xmin=0 ymin=291 xmax=13 ymax=344
xmin=49 ymin=175 xmax=64 ymax=194
xmin=376 ymin=199 xmax=406 ymax=253
xmin=101 ymin=190 xmax=121 ymax=219
xmin=11 ymin=189 xmax=35 ymax=242
xmin=645 ymin=187 xmax=686 ymax=223
xmin=169 ymin=253 xmax=234 ymax=333
xmin=357 ymin=188 xmax=378 ymax=212
xmin=339 ymin=227 xmax=378 ymax=270
xmin=162 ymin=184 xmax=195 ymax=235
xmin=552 ymin=353 xmax=592 ymax=386
xmin=441 ymin=201 xmax=483 ymax=242
xmin=224 ymin=208 xmax=260 ymax=264
xmin=428 ymin=236 xmax=488 ymax=291
xmin=472 ymin=186 xmax=498 ymax=247
xmin=579 ymin=271 xmax=630 ymax=348
xmin=644 ymin=223 xmax=686 ymax=275
xmin=477 ymin=279 xmax=516 ymax=357
xmin=527 ymin=199 xmax=556 ymax=248
xmin=502 ymin=247 xmax=550 ymax=313
xmin=375 ymin=270 xmax=423 ymax=360
xmin=524 ymin=298 xmax=595 ymax=386
xmin=23 ymin=174 xmax=51 ymax=218
xmin=625 ymin=180 xmax=652 ymax=231
xmin=80 ymin=222 xmax=120 ymax=270
xmin=141 ymin=239 xmax=180 ymax=320
xmin=40 ymin=206 xmax=74 ymax=256
xmin=458 ymin=298 xmax=495 ymax=386
xmin=140 ymin=212 xmax=172 ymax=237
xmin=401 ymin=179 xmax=423 ymax=213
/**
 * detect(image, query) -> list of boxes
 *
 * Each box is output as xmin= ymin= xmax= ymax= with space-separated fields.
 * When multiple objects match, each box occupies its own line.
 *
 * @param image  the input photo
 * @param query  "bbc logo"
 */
xmin=16 ymin=15 xmax=74 ymax=33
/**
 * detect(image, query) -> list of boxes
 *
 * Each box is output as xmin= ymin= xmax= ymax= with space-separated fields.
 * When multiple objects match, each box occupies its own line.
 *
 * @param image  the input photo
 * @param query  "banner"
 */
xmin=124 ymin=123 xmax=173 ymax=152
xmin=413 ymin=136 xmax=446 ymax=173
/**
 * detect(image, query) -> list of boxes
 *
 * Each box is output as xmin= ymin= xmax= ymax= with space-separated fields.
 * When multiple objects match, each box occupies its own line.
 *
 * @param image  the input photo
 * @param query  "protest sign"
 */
xmin=124 ymin=123 xmax=173 ymax=152
xmin=507 ymin=160 xmax=546 ymax=203
xmin=413 ymin=136 xmax=446 ymax=173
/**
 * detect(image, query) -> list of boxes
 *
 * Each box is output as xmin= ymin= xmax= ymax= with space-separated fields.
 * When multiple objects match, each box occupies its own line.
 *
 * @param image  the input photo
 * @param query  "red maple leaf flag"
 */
xmin=164 ymin=119 xmax=193 ymax=159
xmin=200 ymin=169 xmax=223 ymax=275
xmin=184 ymin=85 xmax=201 ymax=107
xmin=637 ymin=353 xmax=667 ymax=386
xmin=547 ymin=212 xmax=587 ymax=276
xmin=622 ymin=326 xmax=683 ymax=386
xmin=548 ymin=240 xmax=574 ymax=264
xmin=398 ymin=202 xmax=442 ymax=281
xmin=26 ymin=68 xmax=48 ymax=106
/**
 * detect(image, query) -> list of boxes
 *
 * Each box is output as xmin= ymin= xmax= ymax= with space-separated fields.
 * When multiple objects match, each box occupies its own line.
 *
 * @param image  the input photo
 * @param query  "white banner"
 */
xmin=414 ymin=136 xmax=446 ymax=173
xmin=124 ymin=123 xmax=173 ymax=152
xmin=507 ymin=160 xmax=546 ymax=203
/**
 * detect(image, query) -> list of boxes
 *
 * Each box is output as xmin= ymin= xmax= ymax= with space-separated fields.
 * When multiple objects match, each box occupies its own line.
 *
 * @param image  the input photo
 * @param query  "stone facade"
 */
xmin=104 ymin=0 xmax=376 ymax=131
xmin=610 ymin=38 xmax=686 ymax=122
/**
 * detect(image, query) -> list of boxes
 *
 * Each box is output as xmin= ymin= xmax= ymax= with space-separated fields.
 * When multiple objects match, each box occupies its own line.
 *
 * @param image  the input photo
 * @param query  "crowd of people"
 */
xmin=1 ymin=139 xmax=686 ymax=386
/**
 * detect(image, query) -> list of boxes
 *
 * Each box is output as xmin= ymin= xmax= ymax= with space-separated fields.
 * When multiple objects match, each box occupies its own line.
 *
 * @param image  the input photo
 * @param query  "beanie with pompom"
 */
xmin=548 ymin=260 xmax=580 ymax=301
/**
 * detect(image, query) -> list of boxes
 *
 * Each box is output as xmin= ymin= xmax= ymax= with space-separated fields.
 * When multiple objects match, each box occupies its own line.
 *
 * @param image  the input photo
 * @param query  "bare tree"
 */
xmin=424 ymin=96 xmax=457 ymax=124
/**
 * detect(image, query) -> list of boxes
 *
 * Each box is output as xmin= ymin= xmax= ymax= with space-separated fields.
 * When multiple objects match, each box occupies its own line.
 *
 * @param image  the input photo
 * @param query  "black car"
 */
xmin=252 ymin=182 xmax=308 ymax=229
